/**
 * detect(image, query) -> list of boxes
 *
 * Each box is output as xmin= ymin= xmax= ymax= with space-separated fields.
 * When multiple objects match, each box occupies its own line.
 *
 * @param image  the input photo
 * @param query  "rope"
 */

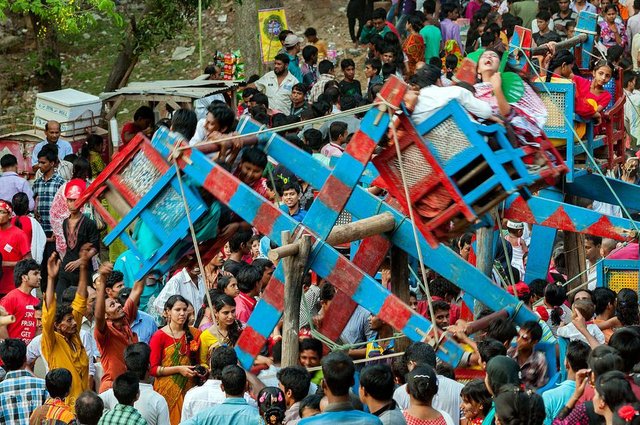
xmin=519 ymin=51 xmax=640 ymax=234
xmin=170 ymin=140 xmax=216 ymax=325
xmin=388 ymin=108 xmax=439 ymax=343
xmin=184 ymin=101 xmax=380 ymax=151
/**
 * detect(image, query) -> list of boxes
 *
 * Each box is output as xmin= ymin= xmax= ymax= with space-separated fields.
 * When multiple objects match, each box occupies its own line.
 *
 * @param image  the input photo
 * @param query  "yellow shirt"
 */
xmin=199 ymin=328 xmax=220 ymax=366
xmin=42 ymin=293 xmax=89 ymax=408
xmin=312 ymin=40 xmax=329 ymax=61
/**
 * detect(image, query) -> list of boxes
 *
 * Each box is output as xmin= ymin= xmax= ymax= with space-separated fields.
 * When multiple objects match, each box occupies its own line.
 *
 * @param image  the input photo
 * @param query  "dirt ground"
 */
xmin=0 ymin=0 xmax=367 ymax=130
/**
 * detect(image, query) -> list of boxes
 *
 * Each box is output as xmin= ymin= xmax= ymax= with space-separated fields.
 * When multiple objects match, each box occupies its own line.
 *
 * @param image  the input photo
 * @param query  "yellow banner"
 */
xmin=258 ymin=8 xmax=288 ymax=63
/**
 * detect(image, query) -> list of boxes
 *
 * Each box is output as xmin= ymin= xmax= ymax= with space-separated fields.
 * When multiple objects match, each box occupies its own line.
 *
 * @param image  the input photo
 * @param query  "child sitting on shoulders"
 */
xmin=557 ymin=298 xmax=605 ymax=346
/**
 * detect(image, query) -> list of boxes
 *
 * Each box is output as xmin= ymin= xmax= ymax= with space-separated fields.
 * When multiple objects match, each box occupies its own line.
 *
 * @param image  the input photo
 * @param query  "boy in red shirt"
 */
xmin=0 ymin=258 xmax=41 ymax=344
xmin=0 ymin=200 xmax=30 ymax=298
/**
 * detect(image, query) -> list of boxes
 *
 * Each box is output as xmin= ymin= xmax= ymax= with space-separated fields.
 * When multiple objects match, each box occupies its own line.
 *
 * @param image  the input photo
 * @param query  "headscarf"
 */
xmin=0 ymin=200 xmax=12 ymax=215
xmin=486 ymin=355 xmax=521 ymax=395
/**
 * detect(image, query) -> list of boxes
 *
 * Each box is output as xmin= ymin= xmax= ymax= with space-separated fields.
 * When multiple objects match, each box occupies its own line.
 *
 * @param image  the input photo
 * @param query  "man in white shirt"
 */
xmin=584 ymin=235 xmax=602 ymax=290
xmin=570 ymin=0 xmax=597 ymax=14
xmin=624 ymin=71 xmax=640 ymax=145
xmin=100 ymin=342 xmax=170 ymax=425
xmin=409 ymin=65 xmax=494 ymax=125
xmin=392 ymin=342 xmax=464 ymax=425
xmin=628 ymin=0 xmax=640 ymax=49
xmin=154 ymin=264 xmax=206 ymax=317
xmin=182 ymin=346 xmax=258 ymax=421
xmin=189 ymin=103 xmax=236 ymax=147
xmin=31 ymin=121 xmax=74 ymax=172
xmin=251 ymin=53 xmax=299 ymax=114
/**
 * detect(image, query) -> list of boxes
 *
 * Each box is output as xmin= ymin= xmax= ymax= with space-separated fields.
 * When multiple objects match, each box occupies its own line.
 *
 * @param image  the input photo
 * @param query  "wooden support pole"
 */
xmin=281 ymin=231 xmax=312 ymax=368
xmin=464 ymin=309 xmax=509 ymax=335
xmin=390 ymin=246 xmax=411 ymax=353
xmin=103 ymin=181 xmax=132 ymax=218
xmin=474 ymin=221 xmax=495 ymax=317
xmin=0 ymin=315 xmax=16 ymax=326
xmin=564 ymin=195 xmax=586 ymax=290
xmin=530 ymin=33 xmax=588 ymax=55
xmin=268 ymin=212 xmax=395 ymax=262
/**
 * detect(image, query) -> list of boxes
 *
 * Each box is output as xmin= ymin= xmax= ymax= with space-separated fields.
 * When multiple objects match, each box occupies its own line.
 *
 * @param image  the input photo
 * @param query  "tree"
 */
xmin=234 ymin=0 xmax=282 ymax=77
xmin=103 ymin=0 xmax=211 ymax=92
xmin=0 ymin=0 xmax=121 ymax=91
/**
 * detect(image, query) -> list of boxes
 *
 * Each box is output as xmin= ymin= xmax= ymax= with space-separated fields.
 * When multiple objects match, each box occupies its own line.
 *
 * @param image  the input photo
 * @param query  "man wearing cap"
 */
xmin=250 ymin=53 xmax=299 ymax=114
xmin=505 ymin=220 xmax=528 ymax=278
xmin=56 ymin=179 xmax=100 ymax=299
xmin=31 ymin=121 xmax=74 ymax=173
xmin=284 ymin=33 xmax=303 ymax=83
xmin=0 ymin=200 xmax=31 ymax=299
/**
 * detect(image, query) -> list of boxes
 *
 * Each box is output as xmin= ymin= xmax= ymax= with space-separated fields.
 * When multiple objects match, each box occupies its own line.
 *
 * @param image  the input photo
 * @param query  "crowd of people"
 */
xmin=1 ymin=0 xmax=640 ymax=423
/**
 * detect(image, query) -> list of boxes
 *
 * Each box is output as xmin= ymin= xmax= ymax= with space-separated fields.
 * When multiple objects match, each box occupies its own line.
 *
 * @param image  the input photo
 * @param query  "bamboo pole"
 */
xmin=0 ymin=315 xmax=16 ymax=326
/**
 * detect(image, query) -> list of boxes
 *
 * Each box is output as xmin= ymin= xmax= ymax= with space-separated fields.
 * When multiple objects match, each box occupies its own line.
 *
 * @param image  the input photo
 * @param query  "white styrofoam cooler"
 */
xmin=33 ymin=88 xmax=102 ymax=136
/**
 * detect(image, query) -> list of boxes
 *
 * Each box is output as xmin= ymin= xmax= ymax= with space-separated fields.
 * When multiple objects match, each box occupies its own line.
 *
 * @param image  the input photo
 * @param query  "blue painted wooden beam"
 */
xmin=259 ymin=122 xmax=539 ymax=325
xmin=565 ymin=173 xmax=640 ymax=213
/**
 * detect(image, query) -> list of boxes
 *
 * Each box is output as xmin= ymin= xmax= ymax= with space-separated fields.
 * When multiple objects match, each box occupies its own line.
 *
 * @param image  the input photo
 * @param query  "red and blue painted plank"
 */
xmin=505 ymin=192 xmax=639 ymax=241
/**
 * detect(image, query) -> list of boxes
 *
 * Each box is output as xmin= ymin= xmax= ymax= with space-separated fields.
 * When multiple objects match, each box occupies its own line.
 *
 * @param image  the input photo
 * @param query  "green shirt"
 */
xmin=420 ymin=25 xmax=442 ymax=62
xmin=360 ymin=24 xmax=391 ymax=43
xmin=510 ymin=0 xmax=538 ymax=30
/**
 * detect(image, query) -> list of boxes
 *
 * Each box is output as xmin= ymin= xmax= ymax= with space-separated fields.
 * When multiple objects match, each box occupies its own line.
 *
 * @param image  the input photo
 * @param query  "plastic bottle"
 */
xmin=327 ymin=42 xmax=337 ymax=64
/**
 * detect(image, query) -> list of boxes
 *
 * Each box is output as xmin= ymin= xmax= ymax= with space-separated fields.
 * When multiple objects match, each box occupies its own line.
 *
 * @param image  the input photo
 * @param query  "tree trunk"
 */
xmin=104 ymin=37 xmax=140 ymax=92
xmin=234 ymin=0 xmax=283 ymax=76
xmin=30 ymin=14 xmax=61 ymax=91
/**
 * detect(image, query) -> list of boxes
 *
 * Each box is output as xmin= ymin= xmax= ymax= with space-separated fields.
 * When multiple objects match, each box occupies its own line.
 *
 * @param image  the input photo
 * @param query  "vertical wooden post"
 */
xmin=474 ymin=224 xmax=495 ymax=317
xmin=281 ymin=232 xmax=313 ymax=368
xmin=564 ymin=196 xmax=586 ymax=290
xmin=564 ymin=231 xmax=586 ymax=289
xmin=390 ymin=246 xmax=410 ymax=353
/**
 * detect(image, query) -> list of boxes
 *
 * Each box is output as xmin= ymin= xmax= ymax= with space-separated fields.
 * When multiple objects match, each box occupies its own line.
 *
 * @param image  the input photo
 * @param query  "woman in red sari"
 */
xmin=149 ymin=295 xmax=203 ymax=425
xmin=403 ymin=14 xmax=426 ymax=76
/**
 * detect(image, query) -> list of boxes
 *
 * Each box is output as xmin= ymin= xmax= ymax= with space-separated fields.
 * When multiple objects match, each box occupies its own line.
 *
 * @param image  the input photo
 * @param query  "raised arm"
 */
xmin=45 ymin=252 xmax=61 ymax=309
xmin=94 ymin=263 xmax=112 ymax=333
xmin=129 ymin=275 xmax=145 ymax=308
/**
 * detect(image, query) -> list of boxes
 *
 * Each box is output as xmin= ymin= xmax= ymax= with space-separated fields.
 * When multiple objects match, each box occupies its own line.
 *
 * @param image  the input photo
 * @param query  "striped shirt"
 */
xmin=29 ymin=398 xmax=76 ymax=424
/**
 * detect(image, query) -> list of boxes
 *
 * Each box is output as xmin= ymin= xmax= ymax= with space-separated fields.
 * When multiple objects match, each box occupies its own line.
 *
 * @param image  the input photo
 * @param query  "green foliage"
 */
xmin=129 ymin=0 xmax=212 ymax=55
xmin=0 ymin=0 xmax=123 ymax=32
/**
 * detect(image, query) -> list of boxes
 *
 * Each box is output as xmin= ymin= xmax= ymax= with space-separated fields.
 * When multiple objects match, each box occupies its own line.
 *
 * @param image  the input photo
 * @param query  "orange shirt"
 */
xmin=94 ymin=298 xmax=139 ymax=393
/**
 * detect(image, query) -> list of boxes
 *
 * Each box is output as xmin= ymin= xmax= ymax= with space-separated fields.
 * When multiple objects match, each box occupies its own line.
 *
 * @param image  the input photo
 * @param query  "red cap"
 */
xmin=506 ymin=282 xmax=530 ymax=297
xmin=64 ymin=178 xmax=87 ymax=200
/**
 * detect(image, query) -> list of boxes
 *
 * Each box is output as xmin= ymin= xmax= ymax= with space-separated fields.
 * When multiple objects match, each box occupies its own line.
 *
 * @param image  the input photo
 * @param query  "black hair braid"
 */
xmin=184 ymin=321 xmax=198 ymax=365
xmin=228 ymin=320 xmax=242 ymax=346
xmin=550 ymin=307 xmax=563 ymax=326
